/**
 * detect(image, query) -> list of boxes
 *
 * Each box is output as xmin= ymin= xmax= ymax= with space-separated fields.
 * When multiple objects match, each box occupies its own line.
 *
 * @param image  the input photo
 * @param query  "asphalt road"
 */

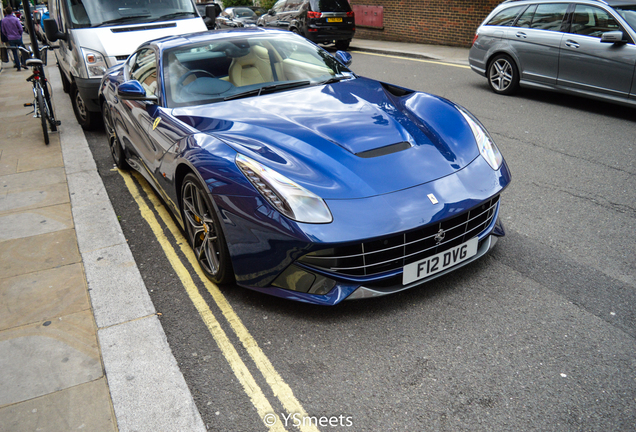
xmin=84 ymin=51 xmax=636 ymax=431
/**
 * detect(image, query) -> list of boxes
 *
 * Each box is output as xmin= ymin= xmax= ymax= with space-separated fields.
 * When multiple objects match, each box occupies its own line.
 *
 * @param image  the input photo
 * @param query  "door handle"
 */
xmin=515 ymin=32 xmax=527 ymax=39
xmin=565 ymin=40 xmax=580 ymax=48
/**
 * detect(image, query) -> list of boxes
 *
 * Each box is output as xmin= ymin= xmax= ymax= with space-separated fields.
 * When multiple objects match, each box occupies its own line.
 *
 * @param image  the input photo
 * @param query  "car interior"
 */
xmin=164 ymin=37 xmax=338 ymax=107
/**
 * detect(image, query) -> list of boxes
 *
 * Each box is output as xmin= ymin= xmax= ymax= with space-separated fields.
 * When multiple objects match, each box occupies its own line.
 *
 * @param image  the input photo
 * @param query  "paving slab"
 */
xmin=0 ymin=263 xmax=90 ymax=331
xmin=0 ymin=309 xmax=102 ymax=407
xmin=0 ymin=378 xmax=116 ymax=432
xmin=0 ymin=203 xmax=73 ymax=241
xmin=0 ymin=182 xmax=69 ymax=214
xmin=0 ymin=166 xmax=67 ymax=191
xmin=0 ymin=229 xmax=81 ymax=279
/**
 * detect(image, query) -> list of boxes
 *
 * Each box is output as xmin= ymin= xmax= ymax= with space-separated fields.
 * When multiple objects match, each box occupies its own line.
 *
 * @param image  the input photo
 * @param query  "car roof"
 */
xmin=502 ymin=0 xmax=636 ymax=5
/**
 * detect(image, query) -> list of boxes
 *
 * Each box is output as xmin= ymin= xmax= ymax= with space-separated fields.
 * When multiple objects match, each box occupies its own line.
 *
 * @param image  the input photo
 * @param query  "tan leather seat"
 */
xmin=229 ymin=45 xmax=274 ymax=87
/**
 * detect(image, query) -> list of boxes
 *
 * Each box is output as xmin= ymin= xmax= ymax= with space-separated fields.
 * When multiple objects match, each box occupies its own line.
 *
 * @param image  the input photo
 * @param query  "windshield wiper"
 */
xmin=224 ymin=80 xmax=311 ymax=101
xmin=152 ymin=11 xmax=196 ymax=21
xmin=96 ymin=15 xmax=152 ymax=26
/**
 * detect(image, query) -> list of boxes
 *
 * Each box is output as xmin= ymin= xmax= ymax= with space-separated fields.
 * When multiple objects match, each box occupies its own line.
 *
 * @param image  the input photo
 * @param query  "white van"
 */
xmin=44 ymin=0 xmax=208 ymax=128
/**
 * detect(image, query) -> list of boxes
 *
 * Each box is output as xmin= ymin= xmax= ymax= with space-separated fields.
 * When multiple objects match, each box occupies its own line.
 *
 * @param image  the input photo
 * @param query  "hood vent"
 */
xmin=355 ymin=141 xmax=412 ymax=158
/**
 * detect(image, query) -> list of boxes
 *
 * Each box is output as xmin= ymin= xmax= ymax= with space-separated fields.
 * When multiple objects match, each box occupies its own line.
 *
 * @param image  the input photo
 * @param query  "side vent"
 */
xmin=381 ymin=82 xmax=414 ymax=97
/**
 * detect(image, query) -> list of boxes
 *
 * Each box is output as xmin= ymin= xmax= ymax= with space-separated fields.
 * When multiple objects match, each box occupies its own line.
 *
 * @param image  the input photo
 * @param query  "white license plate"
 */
xmin=402 ymin=237 xmax=479 ymax=285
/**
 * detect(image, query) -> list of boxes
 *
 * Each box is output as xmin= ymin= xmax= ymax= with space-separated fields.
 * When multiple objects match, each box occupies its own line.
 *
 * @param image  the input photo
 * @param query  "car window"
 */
xmin=614 ymin=6 xmax=636 ymax=32
xmin=309 ymin=0 xmax=351 ymax=13
xmin=570 ymin=5 xmax=620 ymax=37
xmin=531 ymin=3 xmax=568 ymax=31
xmin=284 ymin=0 xmax=302 ymax=12
xmin=515 ymin=5 xmax=537 ymax=28
xmin=486 ymin=5 xmax=525 ymax=26
xmin=130 ymin=48 xmax=158 ymax=97
xmin=272 ymin=0 xmax=286 ymax=13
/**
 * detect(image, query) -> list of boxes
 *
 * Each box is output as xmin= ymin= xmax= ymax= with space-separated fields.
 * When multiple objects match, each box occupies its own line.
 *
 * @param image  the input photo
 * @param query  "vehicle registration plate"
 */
xmin=402 ymin=237 xmax=478 ymax=285
xmin=327 ymin=17 xmax=343 ymax=22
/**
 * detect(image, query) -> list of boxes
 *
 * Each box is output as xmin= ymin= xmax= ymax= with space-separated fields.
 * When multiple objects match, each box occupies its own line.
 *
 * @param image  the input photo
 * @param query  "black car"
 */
xmin=216 ymin=7 xmax=259 ymax=29
xmin=257 ymin=0 xmax=355 ymax=50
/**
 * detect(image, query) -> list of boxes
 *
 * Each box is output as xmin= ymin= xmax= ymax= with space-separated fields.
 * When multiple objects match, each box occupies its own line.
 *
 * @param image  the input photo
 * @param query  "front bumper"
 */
xmin=215 ymin=154 xmax=511 ymax=305
xmin=75 ymin=77 xmax=102 ymax=112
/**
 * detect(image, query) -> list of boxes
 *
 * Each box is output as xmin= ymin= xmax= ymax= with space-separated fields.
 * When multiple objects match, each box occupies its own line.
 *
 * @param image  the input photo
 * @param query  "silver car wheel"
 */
xmin=490 ymin=59 xmax=513 ymax=91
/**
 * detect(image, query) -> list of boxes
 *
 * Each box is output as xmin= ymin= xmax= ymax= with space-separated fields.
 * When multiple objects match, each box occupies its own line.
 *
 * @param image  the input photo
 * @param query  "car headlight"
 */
xmin=81 ymin=47 xmax=108 ymax=78
xmin=458 ymin=108 xmax=503 ymax=170
xmin=236 ymin=154 xmax=333 ymax=224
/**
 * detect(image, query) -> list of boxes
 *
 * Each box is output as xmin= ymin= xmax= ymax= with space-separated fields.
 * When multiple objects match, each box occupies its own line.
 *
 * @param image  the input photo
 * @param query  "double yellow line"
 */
xmin=118 ymin=169 xmax=319 ymax=432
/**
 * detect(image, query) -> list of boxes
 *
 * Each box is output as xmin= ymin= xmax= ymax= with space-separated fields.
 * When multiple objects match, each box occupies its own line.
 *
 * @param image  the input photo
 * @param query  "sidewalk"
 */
xmin=0 ymin=37 xmax=468 ymax=431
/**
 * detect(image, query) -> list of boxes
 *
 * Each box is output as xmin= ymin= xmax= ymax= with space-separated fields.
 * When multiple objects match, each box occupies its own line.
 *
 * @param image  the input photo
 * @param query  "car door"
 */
xmin=506 ymin=3 xmax=569 ymax=85
xmin=558 ymin=4 xmax=636 ymax=98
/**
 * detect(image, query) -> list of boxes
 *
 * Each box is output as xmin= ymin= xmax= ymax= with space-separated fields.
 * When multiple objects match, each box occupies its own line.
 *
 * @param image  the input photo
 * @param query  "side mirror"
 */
xmin=43 ymin=18 xmax=68 ymax=42
xmin=601 ymin=30 xmax=625 ymax=44
xmin=118 ymin=80 xmax=159 ymax=103
xmin=205 ymin=5 xmax=217 ymax=21
xmin=268 ymin=9 xmax=275 ymax=15
xmin=334 ymin=50 xmax=352 ymax=67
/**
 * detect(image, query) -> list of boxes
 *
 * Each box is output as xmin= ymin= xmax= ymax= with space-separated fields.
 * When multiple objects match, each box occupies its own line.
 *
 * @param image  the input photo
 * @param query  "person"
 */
xmin=1 ymin=6 xmax=27 ymax=71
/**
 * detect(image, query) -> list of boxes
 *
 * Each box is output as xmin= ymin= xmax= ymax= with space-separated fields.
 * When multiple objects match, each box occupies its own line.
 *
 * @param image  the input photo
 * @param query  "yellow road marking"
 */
xmin=119 ymin=170 xmax=289 ymax=432
xmin=120 ymin=169 xmax=320 ymax=432
xmin=350 ymin=50 xmax=471 ymax=69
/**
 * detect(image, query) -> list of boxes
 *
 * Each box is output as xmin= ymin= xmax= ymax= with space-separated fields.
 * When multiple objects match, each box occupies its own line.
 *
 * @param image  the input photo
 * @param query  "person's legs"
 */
xmin=7 ymin=40 xmax=21 ymax=70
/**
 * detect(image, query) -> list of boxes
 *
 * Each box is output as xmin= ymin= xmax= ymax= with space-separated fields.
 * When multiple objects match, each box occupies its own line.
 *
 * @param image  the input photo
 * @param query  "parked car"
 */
xmin=257 ymin=0 xmax=354 ymax=50
xmin=216 ymin=7 xmax=259 ymax=29
xmin=99 ymin=28 xmax=510 ymax=305
xmin=469 ymin=0 xmax=636 ymax=107
xmin=44 ymin=0 xmax=207 ymax=129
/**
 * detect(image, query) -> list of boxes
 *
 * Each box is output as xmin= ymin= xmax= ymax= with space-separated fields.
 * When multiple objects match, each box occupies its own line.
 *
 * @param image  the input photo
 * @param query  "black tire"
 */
xmin=70 ymin=83 xmax=96 ymax=130
xmin=36 ymin=91 xmax=49 ymax=145
xmin=58 ymin=64 xmax=71 ymax=93
xmin=102 ymin=101 xmax=129 ymax=169
xmin=335 ymin=40 xmax=350 ymax=51
xmin=181 ymin=173 xmax=234 ymax=284
xmin=487 ymin=54 xmax=519 ymax=95
xmin=43 ymin=85 xmax=58 ymax=132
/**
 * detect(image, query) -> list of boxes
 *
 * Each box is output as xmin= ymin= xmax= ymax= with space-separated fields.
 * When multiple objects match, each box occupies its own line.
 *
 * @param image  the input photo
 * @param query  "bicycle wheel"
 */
xmin=36 ymin=90 xmax=49 ymax=145
xmin=42 ymin=80 xmax=58 ymax=132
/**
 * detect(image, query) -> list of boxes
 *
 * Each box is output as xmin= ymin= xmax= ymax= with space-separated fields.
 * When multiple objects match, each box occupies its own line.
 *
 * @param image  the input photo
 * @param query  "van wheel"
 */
xmin=487 ymin=54 xmax=519 ymax=95
xmin=335 ymin=40 xmax=350 ymax=50
xmin=70 ymin=83 xmax=96 ymax=130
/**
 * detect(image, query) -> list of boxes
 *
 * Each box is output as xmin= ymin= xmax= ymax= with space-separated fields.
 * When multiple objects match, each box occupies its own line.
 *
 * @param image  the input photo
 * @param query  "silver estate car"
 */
xmin=469 ymin=0 xmax=636 ymax=107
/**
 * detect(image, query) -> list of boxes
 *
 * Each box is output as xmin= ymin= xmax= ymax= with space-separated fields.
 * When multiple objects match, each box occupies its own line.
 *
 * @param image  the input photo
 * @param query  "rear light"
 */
xmin=307 ymin=11 xmax=321 ymax=18
xmin=346 ymin=11 xmax=354 ymax=17
xmin=472 ymin=33 xmax=479 ymax=46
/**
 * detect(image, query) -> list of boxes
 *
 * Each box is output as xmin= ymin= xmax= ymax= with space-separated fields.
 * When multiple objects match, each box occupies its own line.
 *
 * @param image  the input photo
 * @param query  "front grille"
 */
xmin=299 ymin=195 xmax=500 ymax=277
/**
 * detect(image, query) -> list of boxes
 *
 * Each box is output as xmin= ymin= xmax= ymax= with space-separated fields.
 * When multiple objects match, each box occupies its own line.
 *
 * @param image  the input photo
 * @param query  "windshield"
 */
xmin=64 ymin=0 xmax=197 ymax=28
xmin=615 ymin=6 xmax=636 ymax=31
xmin=232 ymin=8 xmax=257 ymax=18
xmin=163 ymin=34 xmax=353 ymax=108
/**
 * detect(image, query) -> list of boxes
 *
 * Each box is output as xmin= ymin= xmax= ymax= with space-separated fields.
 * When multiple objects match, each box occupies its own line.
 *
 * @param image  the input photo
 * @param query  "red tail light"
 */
xmin=472 ymin=33 xmax=479 ymax=46
xmin=307 ymin=11 xmax=321 ymax=18
xmin=346 ymin=11 xmax=354 ymax=17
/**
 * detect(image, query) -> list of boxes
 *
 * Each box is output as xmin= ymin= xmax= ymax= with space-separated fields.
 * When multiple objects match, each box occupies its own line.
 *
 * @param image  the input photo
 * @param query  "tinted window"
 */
xmin=531 ymin=3 xmax=568 ymax=31
xmin=571 ymin=5 xmax=620 ymax=37
xmin=515 ymin=5 xmax=537 ymax=28
xmin=486 ymin=6 xmax=525 ymax=26
xmin=309 ymin=0 xmax=351 ymax=13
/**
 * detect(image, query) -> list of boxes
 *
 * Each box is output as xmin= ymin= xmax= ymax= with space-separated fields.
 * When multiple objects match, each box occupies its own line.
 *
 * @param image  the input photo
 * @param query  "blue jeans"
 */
xmin=7 ymin=39 xmax=27 ymax=70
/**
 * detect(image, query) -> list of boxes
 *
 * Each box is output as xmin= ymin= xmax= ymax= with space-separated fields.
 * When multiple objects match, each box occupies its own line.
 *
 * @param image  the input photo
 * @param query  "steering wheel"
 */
xmin=178 ymin=69 xmax=216 ymax=86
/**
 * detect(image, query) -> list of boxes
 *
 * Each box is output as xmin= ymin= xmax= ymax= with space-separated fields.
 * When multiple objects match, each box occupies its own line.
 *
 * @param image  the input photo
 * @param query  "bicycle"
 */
xmin=19 ymin=45 xmax=61 ymax=145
